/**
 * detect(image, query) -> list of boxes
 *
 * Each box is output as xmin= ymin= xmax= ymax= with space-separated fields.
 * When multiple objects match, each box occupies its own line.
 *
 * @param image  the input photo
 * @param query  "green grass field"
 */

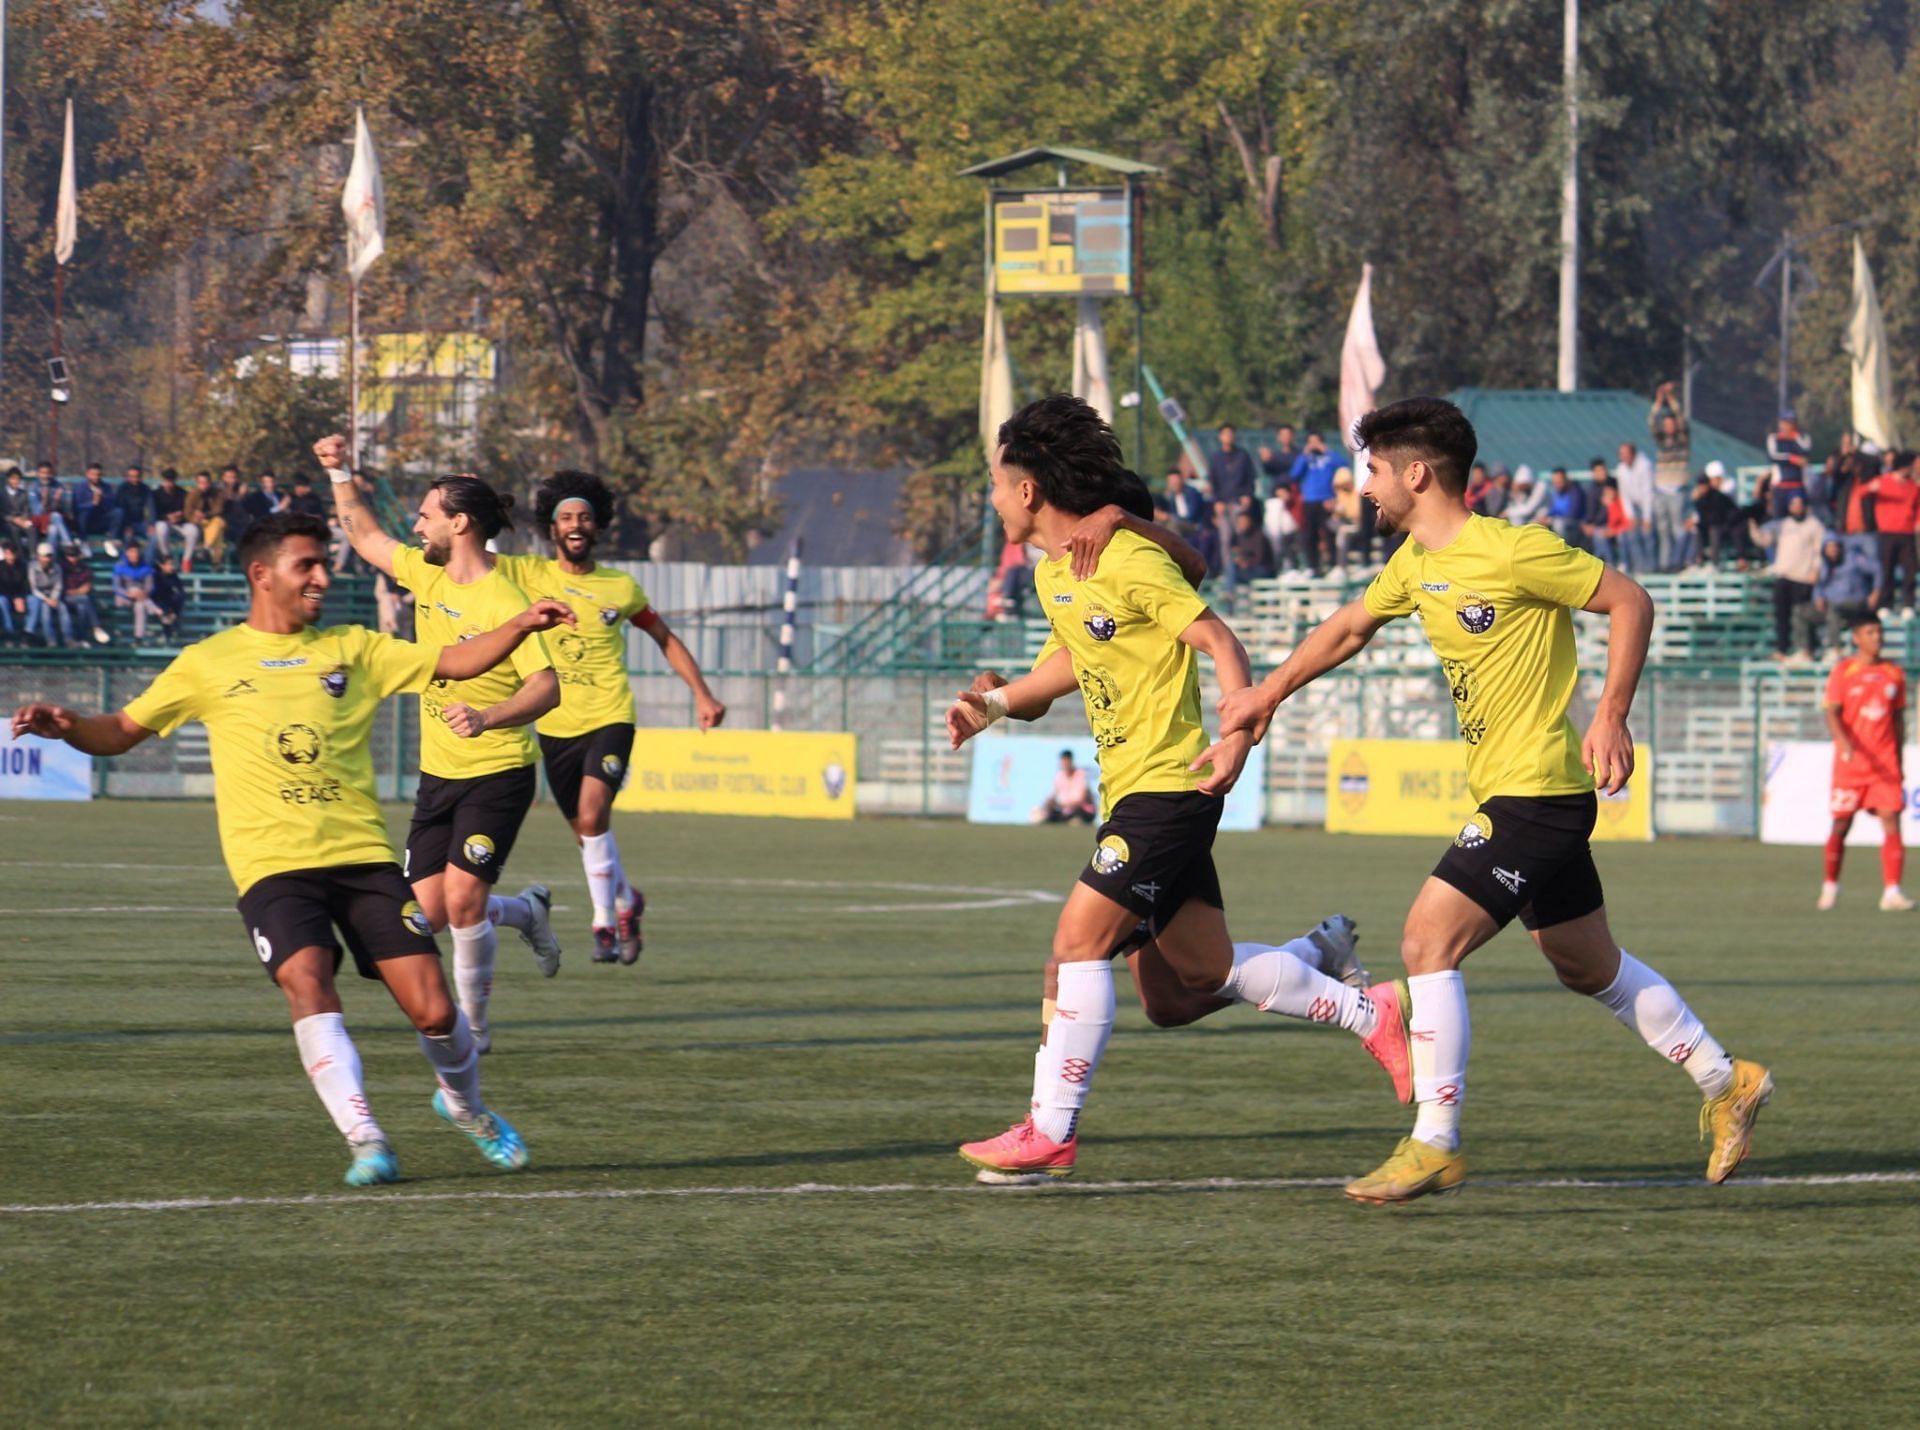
xmin=3 ymin=802 xmax=1917 ymax=1425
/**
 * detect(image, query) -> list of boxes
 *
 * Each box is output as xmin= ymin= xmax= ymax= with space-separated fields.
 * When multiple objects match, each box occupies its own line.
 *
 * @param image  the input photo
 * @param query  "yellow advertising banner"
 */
xmin=1324 ymin=739 xmax=1652 ymax=842
xmin=613 ymin=730 xmax=857 ymax=821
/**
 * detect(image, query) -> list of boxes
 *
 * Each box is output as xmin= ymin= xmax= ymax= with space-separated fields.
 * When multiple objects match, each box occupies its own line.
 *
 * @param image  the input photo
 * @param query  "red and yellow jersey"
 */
xmin=1826 ymin=656 xmax=1905 ymax=782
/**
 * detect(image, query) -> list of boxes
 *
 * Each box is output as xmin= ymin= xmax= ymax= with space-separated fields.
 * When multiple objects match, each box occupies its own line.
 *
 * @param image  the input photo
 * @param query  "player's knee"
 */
xmin=1139 ymin=992 xmax=1203 ymax=1028
xmin=411 ymin=997 xmax=458 ymax=1037
xmin=1398 ymin=933 xmax=1461 ymax=975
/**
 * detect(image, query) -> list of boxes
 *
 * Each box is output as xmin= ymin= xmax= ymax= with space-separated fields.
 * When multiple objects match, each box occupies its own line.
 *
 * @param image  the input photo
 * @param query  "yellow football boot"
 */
xmin=1344 ymin=1136 xmax=1466 ymax=1205
xmin=1701 ymin=1059 xmax=1774 ymax=1184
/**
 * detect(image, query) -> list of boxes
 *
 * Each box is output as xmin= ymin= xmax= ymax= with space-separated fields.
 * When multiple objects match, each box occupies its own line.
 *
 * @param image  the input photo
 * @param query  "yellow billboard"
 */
xmin=1325 ymin=739 xmax=1652 ymax=841
xmin=613 ymin=730 xmax=856 ymax=821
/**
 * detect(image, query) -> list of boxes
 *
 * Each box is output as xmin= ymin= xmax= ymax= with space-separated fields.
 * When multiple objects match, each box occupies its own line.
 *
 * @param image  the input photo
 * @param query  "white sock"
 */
xmin=449 ymin=921 xmax=497 ymax=1036
xmin=1030 ymin=961 xmax=1114 ymax=1143
xmin=1592 ymin=949 xmax=1734 ymax=1098
xmin=1221 ymin=942 xmax=1377 ymax=1036
xmin=487 ymin=894 xmax=533 ymax=932
xmin=581 ymin=832 xmax=624 ymax=927
xmin=292 ymin=1012 xmax=384 ymax=1145
xmin=418 ymin=1008 xmax=483 ymax=1121
xmin=1408 ymin=970 xmax=1469 ymax=1152
xmin=1246 ymin=935 xmax=1328 ymax=975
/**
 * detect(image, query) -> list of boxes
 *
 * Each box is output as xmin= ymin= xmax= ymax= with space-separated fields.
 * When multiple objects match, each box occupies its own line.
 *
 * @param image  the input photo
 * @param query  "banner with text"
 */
xmin=0 ymin=733 xmax=93 ymax=801
xmin=967 ymin=733 xmax=1264 ymax=831
xmin=1761 ymin=739 xmax=1920 ymax=845
xmin=614 ymin=729 xmax=855 ymax=820
xmin=1324 ymin=739 xmax=1651 ymax=841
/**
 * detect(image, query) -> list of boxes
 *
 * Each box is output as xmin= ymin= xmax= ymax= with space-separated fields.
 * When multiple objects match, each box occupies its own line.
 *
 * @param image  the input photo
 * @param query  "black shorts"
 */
xmin=538 ymin=722 xmax=636 ymax=822
xmin=1077 ymin=790 xmax=1225 ymax=931
xmin=1431 ymin=793 xmax=1605 ymax=932
xmin=236 ymin=862 xmax=438 ymax=984
xmin=406 ymin=765 xmax=538 ymax=885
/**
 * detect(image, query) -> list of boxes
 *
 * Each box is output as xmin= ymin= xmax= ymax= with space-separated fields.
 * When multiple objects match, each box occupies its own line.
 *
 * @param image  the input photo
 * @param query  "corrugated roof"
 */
xmin=1447 ymin=388 xmax=1771 ymax=478
xmin=956 ymin=145 xmax=1161 ymax=179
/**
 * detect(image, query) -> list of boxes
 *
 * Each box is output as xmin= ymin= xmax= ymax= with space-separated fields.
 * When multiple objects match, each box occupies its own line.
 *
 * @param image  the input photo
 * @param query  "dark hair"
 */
xmin=535 ymin=469 xmax=614 ymax=530
xmin=1854 ymin=612 xmax=1884 ymax=630
xmin=1111 ymin=469 xmax=1155 ymax=522
xmin=1353 ymin=397 xmax=1478 ymax=495
xmin=429 ymin=474 xmax=516 ymax=539
xmin=237 ymin=512 xmax=331 ymax=571
xmin=997 ymin=394 xmax=1140 ymax=517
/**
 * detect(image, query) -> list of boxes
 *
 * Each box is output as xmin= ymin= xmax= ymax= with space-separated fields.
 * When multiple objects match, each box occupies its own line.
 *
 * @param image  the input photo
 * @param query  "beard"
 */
xmin=1367 ymin=498 xmax=1399 ymax=536
xmin=558 ymin=528 xmax=596 ymax=561
xmin=422 ymin=538 xmax=452 ymax=566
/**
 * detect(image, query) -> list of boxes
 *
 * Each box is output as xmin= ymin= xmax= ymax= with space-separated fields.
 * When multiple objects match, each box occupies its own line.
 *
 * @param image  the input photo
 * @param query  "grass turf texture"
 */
xmin=2 ymin=802 xmax=1916 ymax=1424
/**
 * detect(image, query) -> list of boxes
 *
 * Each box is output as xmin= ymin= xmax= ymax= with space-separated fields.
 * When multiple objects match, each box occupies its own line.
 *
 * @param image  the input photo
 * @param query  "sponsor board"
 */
xmin=1761 ymin=739 xmax=1920 ymax=845
xmin=1324 ymin=738 xmax=1652 ymax=841
xmin=966 ymin=733 xmax=1264 ymax=831
xmin=0 ymin=731 xmax=93 ymax=802
xmin=613 ymin=729 xmax=855 ymax=821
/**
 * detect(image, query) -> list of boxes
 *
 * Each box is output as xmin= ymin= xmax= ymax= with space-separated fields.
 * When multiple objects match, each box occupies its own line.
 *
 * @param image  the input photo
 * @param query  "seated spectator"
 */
xmin=221 ymin=477 xmax=258 ymax=560
xmin=150 ymin=467 xmax=199 ymax=569
xmin=285 ymin=472 xmax=327 ymax=520
xmin=60 ymin=546 xmax=108 ymax=646
xmin=0 ymin=467 xmax=34 ymax=556
xmin=1262 ymin=483 xmax=1302 ymax=574
xmin=1231 ymin=506 xmax=1276 ymax=582
xmin=1582 ymin=478 xmax=1636 ymax=566
xmin=183 ymin=470 xmax=224 ymax=567
xmin=70 ymin=464 xmax=117 ymax=546
xmin=1750 ymin=494 xmax=1826 ymax=660
xmin=1464 ymin=463 xmax=1491 ymax=511
xmin=113 ymin=464 xmax=157 ymax=557
xmin=150 ymin=555 xmax=185 ymax=638
xmin=26 ymin=542 xmax=71 ymax=646
xmin=1033 ymin=750 xmax=1097 ymax=825
xmin=28 ymin=463 xmax=75 ymax=552
xmin=1470 ymin=467 xmax=1511 ymax=519
xmin=1163 ymin=467 xmax=1207 ymax=528
xmin=1691 ymin=468 xmax=1741 ymax=567
xmin=1815 ymin=534 xmax=1878 ymax=652
xmin=246 ymin=473 xmax=282 ymax=524
xmin=113 ymin=541 xmax=167 ymax=644
xmin=1546 ymin=468 xmax=1586 ymax=547
xmin=0 ymin=541 xmax=28 ymax=643
xmin=1505 ymin=467 xmax=1550 ymax=526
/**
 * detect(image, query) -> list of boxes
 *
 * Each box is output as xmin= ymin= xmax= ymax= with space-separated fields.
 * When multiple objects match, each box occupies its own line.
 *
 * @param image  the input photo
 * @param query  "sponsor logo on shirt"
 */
xmin=1052 ymin=592 xmax=1074 ymax=604
xmin=557 ymin=634 xmax=588 ymax=663
xmin=564 ymin=586 xmax=598 ymax=602
xmin=259 ymin=657 xmax=309 ymax=669
xmin=272 ymin=723 xmax=324 ymax=765
xmin=434 ymin=601 xmax=464 ymax=620
xmin=1421 ymin=581 xmax=1451 ymax=593
xmin=1492 ymin=866 xmax=1526 ymax=896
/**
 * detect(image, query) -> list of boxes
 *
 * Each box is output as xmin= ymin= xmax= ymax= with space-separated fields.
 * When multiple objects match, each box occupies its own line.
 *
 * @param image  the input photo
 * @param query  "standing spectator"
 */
xmin=1824 ymin=432 xmax=1873 ymax=530
xmin=1210 ymin=424 xmax=1258 ymax=519
xmin=284 ymin=472 xmax=327 ymax=520
xmin=149 ymin=467 xmax=199 ymax=569
xmin=1328 ymin=467 xmax=1364 ymax=568
xmin=71 ymin=464 xmax=116 ymax=546
xmin=987 ymin=538 xmax=1029 ymax=621
xmin=221 ymin=476 xmax=258 ymax=558
xmin=149 ymin=554 xmax=185 ymax=638
xmin=1648 ymin=383 xmax=1691 ymax=567
xmin=1 ymin=467 xmax=35 ymax=555
xmin=182 ymin=470 xmax=224 ymax=567
xmin=1258 ymin=424 xmax=1299 ymax=495
xmin=28 ymin=462 xmax=76 ymax=551
xmin=0 ymin=542 xmax=28 ymax=643
xmin=112 ymin=541 xmax=166 ymax=644
xmin=25 ymin=542 xmax=70 ymax=646
xmin=1815 ymin=535 xmax=1879 ymax=652
xmin=59 ymin=546 xmax=109 ymax=645
xmin=1230 ymin=506 xmax=1276 ymax=581
xmin=1290 ymin=432 xmax=1340 ymax=573
xmin=113 ymin=464 xmax=157 ymax=556
xmin=1612 ymin=442 xmax=1657 ymax=570
xmin=1751 ymin=494 xmax=1827 ymax=660
xmin=1767 ymin=411 xmax=1811 ymax=516
xmin=1034 ymin=750 xmax=1097 ymax=824
xmin=1263 ymin=480 xmax=1303 ymax=574
xmin=1864 ymin=451 xmax=1920 ymax=618
xmin=1691 ymin=469 xmax=1742 ymax=567
xmin=1505 ymin=468 xmax=1549 ymax=526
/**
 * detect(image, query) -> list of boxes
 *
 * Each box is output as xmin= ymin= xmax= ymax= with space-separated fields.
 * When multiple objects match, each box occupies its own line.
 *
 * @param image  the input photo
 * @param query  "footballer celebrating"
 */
xmin=1216 ymin=396 xmax=1773 ymax=1203
xmin=949 ymin=394 xmax=1411 ymax=1182
xmin=494 ymin=470 xmax=727 ymax=965
xmin=319 ymin=435 xmax=561 ymax=1053
xmin=11 ymin=513 xmax=575 ymax=1185
xmin=1819 ymin=614 xmax=1912 ymax=911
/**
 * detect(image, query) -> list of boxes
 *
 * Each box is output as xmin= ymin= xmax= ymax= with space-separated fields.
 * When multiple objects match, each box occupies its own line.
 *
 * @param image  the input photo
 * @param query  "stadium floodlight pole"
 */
xmin=1556 ymin=0 xmax=1579 ymax=392
xmin=1753 ymin=216 xmax=1878 ymax=417
xmin=0 ymin=0 xmax=8 ymax=431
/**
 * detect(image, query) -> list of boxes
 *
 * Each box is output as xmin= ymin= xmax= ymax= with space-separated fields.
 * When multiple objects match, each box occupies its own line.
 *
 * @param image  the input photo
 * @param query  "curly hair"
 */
xmin=534 ymin=470 xmax=614 ymax=530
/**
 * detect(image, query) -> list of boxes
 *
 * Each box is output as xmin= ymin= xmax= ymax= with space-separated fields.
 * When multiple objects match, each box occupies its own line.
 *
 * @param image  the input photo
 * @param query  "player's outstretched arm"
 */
xmin=947 ymin=647 xmax=1075 ymax=748
xmin=433 ymin=600 xmax=576 ymax=683
xmin=312 ymin=433 xmax=399 ymax=577
xmin=638 ymin=610 xmax=726 ymax=729
xmin=1218 ymin=596 xmax=1388 ymax=743
xmin=1580 ymin=566 xmax=1654 ymax=795
xmin=444 ymin=668 xmax=560 ymax=739
xmin=1065 ymin=504 xmax=1208 ymax=586
xmin=10 ymin=704 xmax=152 ymax=756
xmin=1178 ymin=611 xmax=1256 ymax=796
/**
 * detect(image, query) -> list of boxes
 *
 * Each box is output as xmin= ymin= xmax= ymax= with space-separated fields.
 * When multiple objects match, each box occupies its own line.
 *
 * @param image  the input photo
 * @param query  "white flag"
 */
xmin=341 ymin=106 xmax=386 ymax=283
xmin=979 ymin=282 xmax=1015 ymax=460
xmin=1847 ymin=235 xmax=1901 ymax=450
xmin=1070 ymin=298 xmax=1113 ymax=426
xmin=1339 ymin=262 xmax=1387 ymax=488
xmin=54 ymin=99 xmax=78 ymax=266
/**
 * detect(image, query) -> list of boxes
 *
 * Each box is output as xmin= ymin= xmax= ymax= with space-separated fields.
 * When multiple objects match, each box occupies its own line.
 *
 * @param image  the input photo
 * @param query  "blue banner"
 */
xmin=967 ymin=732 xmax=1263 ymax=830
xmin=0 ymin=733 xmax=94 ymax=801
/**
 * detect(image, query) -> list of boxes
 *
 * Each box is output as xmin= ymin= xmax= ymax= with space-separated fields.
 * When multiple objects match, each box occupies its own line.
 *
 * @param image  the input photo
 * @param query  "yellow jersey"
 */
xmin=493 ymin=554 xmax=649 ymax=737
xmin=392 ymin=546 xmax=552 ymax=780
xmin=1031 ymin=528 xmax=1211 ymax=818
xmin=1363 ymin=515 xmax=1606 ymax=802
xmin=123 ymin=622 xmax=440 ymax=895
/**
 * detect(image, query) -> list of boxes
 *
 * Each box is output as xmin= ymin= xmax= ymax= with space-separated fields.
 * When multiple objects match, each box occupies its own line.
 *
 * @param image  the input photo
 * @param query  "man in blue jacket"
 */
xmin=1815 ymin=534 xmax=1880 ymax=655
xmin=1290 ymin=432 xmax=1342 ymax=575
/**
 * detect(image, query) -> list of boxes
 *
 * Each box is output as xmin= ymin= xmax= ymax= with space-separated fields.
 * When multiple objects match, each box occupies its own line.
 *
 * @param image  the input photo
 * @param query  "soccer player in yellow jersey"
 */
xmin=318 ymin=435 xmax=563 ymax=1055
xmin=946 ymin=395 xmax=1413 ymax=1182
xmin=1217 ymin=397 xmax=1774 ymax=1202
xmin=10 ymin=513 xmax=576 ymax=1186
xmin=495 ymin=470 xmax=727 ymax=965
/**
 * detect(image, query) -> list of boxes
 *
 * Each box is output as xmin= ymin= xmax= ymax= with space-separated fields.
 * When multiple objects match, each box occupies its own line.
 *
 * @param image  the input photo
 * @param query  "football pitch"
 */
xmin=3 ymin=802 xmax=1916 ymax=1425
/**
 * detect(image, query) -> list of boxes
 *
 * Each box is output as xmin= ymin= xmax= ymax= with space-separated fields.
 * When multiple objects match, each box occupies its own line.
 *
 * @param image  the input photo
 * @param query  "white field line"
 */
xmin=4 ymin=1169 xmax=1915 ymax=1217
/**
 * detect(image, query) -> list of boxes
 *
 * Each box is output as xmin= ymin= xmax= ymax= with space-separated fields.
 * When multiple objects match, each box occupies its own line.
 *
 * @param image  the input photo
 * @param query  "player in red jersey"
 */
xmin=1819 ymin=614 xmax=1912 ymax=910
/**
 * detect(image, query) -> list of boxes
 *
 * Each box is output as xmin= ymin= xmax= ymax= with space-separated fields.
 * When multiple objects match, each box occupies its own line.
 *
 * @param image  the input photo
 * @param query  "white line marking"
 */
xmin=0 ymin=905 xmax=232 ymax=915
xmin=4 ymin=1169 xmax=1913 ymax=1216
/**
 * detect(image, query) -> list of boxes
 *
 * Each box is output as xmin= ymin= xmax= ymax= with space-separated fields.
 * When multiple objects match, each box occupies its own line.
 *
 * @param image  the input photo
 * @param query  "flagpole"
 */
xmin=49 ymin=264 xmax=63 ymax=467
xmin=349 ymin=280 xmax=360 ymax=470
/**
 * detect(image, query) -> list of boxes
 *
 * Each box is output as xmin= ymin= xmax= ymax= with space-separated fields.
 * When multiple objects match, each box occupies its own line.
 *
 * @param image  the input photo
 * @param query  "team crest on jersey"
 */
xmin=269 ymin=722 xmax=324 ymax=765
xmin=600 ymin=753 xmax=625 ymax=780
xmin=401 ymin=900 xmax=433 ymax=937
xmin=599 ymin=606 xmax=621 ymax=626
xmin=462 ymin=833 xmax=497 ymax=867
xmin=1084 ymin=604 xmax=1118 ymax=642
xmin=1455 ymin=812 xmax=1493 ymax=849
xmin=320 ymin=665 xmax=349 ymax=699
xmin=1455 ymin=592 xmax=1497 ymax=635
xmin=1091 ymin=834 xmax=1131 ymax=876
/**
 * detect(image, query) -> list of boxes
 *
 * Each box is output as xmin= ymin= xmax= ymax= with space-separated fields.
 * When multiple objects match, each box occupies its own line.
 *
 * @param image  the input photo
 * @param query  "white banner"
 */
xmin=0 ymin=733 xmax=93 ymax=801
xmin=1760 ymin=739 xmax=1920 ymax=845
xmin=967 ymin=732 xmax=1264 ymax=831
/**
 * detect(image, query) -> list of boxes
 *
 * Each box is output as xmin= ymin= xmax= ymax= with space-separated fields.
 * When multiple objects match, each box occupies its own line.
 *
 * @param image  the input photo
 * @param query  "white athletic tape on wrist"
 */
xmin=979 ymin=687 xmax=1010 ymax=724
xmin=327 ymin=469 xmax=353 ymax=485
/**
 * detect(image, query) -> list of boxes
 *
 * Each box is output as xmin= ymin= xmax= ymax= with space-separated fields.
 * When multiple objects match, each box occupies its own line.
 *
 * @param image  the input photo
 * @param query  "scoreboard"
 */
xmin=991 ymin=187 xmax=1136 ymax=296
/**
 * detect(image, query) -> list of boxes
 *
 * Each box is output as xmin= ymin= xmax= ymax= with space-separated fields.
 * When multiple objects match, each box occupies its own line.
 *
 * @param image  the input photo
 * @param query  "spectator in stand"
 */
xmin=60 ymin=545 xmax=108 ymax=645
xmin=112 ymin=541 xmax=167 ymax=644
xmin=1612 ymin=441 xmax=1657 ymax=570
xmin=217 ymin=464 xmax=242 ymax=502
xmin=1767 ymin=410 xmax=1811 ymax=517
xmin=1464 ymin=462 xmax=1490 ymax=509
xmin=1264 ymin=479 xmax=1304 ymax=574
xmin=149 ymin=467 xmax=199 ymax=570
xmin=0 ymin=542 xmax=28 ymax=643
xmin=1547 ymin=467 xmax=1586 ymax=547
xmin=1583 ymin=478 xmax=1636 ymax=567
xmin=1864 ymin=450 xmax=1920 ymax=618
xmin=1290 ymin=431 xmax=1341 ymax=573
xmin=1751 ymin=493 xmax=1826 ymax=661
xmin=182 ymin=470 xmax=225 ymax=566
xmin=1470 ymin=467 xmax=1511 ymax=518
xmin=1230 ymin=505 xmax=1276 ymax=582
xmin=150 ymin=554 xmax=184 ymax=638
xmin=988 ymin=538 xmax=1029 ymax=621
xmin=71 ymin=464 xmax=116 ymax=546
xmin=1692 ymin=466 xmax=1742 ymax=567
xmin=1824 ymin=432 xmax=1873 ymax=531
xmin=221 ymin=476 xmax=258 ymax=559
xmin=29 ymin=463 xmax=76 ymax=552
xmin=1258 ymin=425 xmax=1299 ymax=495
xmin=284 ymin=472 xmax=328 ymax=521
xmin=1035 ymin=750 xmax=1097 ymax=824
xmin=25 ymin=542 xmax=69 ymax=646
xmin=1815 ymin=534 xmax=1879 ymax=653
xmin=113 ymin=464 xmax=157 ymax=557
xmin=1329 ymin=467 xmax=1364 ymax=568
xmin=1648 ymin=382 xmax=1691 ymax=567
xmin=1506 ymin=467 xmax=1550 ymax=526
xmin=1844 ymin=445 xmax=1886 ymax=534
xmin=1210 ymin=424 xmax=1258 ymax=518
xmin=1163 ymin=467 xmax=1207 ymax=528
xmin=251 ymin=472 xmax=286 ymax=519
xmin=1 ymin=467 xmax=35 ymax=556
